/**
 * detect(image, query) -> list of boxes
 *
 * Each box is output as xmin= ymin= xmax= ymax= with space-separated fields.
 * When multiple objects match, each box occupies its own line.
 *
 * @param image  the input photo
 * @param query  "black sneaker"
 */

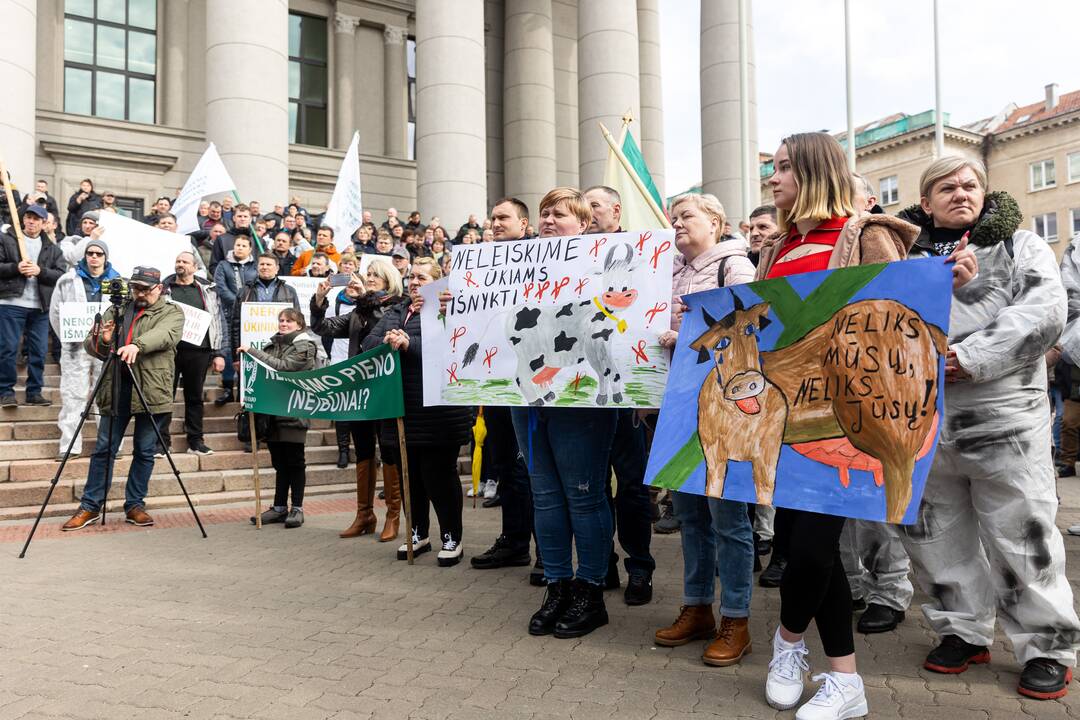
xmin=481 ymin=494 xmax=502 ymax=508
xmin=1019 ymin=658 xmax=1073 ymax=700
xmin=624 ymin=573 xmax=653 ymax=606
xmin=554 ymin=579 xmax=608 ymax=639
xmin=529 ymin=555 xmax=547 ymax=586
xmin=1059 ymin=465 xmax=1077 ymax=478
xmin=470 ymin=535 xmax=530 ymax=569
xmin=284 ymin=508 xmax=304 ymax=528
xmin=654 ymin=500 xmax=680 ymax=534
xmin=758 ymin=555 xmax=786 ymax=587
xmin=337 ymin=449 xmax=349 ymax=468
xmin=186 ymin=440 xmax=214 ymax=456
xmin=397 ymin=530 xmax=432 ymax=560
xmin=857 ymin=603 xmax=904 ymax=634
xmin=25 ymin=394 xmax=50 ymax=406
xmin=755 ymin=536 xmax=773 ymax=556
xmin=529 ymin=579 xmax=572 ymax=636
xmin=250 ymin=507 xmax=288 ymax=525
xmin=0 ymin=394 xmax=16 ymax=407
xmin=852 ymin=597 xmax=867 ymax=612
xmin=923 ymin=634 xmax=991 ymax=674
xmin=214 ymin=390 xmax=233 ymax=407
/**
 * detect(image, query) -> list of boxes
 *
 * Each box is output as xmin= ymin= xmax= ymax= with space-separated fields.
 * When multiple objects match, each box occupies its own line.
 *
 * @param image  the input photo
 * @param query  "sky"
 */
xmin=659 ymin=0 xmax=1080 ymax=195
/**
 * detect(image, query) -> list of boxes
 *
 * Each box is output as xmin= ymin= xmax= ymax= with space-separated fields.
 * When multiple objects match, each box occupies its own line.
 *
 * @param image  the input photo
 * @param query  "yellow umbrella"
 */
xmin=471 ymin=407 xmax=487 ymax=507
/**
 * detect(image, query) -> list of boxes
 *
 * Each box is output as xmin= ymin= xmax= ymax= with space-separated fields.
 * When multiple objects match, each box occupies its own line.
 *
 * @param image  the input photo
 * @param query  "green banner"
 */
xmin=241 ymin=344 xmax=404 ymax=421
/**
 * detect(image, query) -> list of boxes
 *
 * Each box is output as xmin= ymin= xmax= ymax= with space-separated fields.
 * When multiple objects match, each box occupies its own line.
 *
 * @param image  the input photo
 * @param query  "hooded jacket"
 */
xmin=162 ymin=273 xmax=225 ymax=355
xmin=213 ymin=250 xmax=257 ymax=313
xmin=246 ymin=330 xmax=317 ymax=443
xmin=48 ymin=259 xmax=121 ymax=338
xmin=291 ymin=243 xmax=342 ymax=276
xmin=670 ymin=237 xmax=756 ymax=332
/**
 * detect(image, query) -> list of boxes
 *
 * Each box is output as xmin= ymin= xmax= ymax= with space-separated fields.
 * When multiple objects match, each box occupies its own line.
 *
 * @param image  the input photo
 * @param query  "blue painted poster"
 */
xmin=645 ymin=258 xmax=954 ymax=524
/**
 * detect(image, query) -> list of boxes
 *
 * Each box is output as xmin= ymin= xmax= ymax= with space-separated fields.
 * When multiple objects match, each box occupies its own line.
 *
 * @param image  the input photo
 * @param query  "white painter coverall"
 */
xmin=840 ymin=519 xmax=913 ymax=612
xmin=901 ymin=230 xmax=1080 ymax=666
xmin=48 ymin=269 xmax=103 ymax=457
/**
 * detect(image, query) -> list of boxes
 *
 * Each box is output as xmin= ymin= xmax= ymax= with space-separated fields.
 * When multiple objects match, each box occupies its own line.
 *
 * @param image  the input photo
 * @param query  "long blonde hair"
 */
xmin=776 ymin=132 xmax=855 ymax=233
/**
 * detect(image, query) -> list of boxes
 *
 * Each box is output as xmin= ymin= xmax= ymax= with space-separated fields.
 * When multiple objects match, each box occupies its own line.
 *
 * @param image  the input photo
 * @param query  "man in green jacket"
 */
xmin=63 ymin=266 xmax=185 ymax=531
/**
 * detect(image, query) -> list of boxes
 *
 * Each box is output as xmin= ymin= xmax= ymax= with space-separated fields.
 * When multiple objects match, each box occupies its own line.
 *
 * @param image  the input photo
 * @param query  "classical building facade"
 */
xmin=0 ymin=0 xmax=757 ymax=228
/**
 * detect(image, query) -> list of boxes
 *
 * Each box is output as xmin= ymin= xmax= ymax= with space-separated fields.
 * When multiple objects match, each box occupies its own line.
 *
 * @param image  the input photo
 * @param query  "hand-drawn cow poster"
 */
xmin=645 ymin=258 xmax=954 ymax=524
xmin=422 ymin=230 xmax=675 ymax=408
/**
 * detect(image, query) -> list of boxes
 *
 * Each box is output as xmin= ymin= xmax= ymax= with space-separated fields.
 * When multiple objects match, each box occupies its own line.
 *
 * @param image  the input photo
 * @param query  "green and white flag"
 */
xmin=241 ymin=344 xmax=404 ymax=421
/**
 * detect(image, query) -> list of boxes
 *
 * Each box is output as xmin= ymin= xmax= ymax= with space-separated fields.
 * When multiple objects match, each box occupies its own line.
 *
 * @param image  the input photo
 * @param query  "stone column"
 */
xmin=552 ymin=0 xmax=578 ymax=188
xmin=415 ymin=0 xmax=486 ymax=223
xmin=163 ymin=0 xmax=189 ymax=127
xmin=333 ymin=13 xmax=358 ymax=149
xmin=0 ymin=0 xmax=36 ymax=190
xmin=701 ymin=0 xmax=756 ymax=222
xmin=383 ymin=24 xmax=408 ymax=158
xmin=637 ymin=0 xmax=665 ymax=199
xmin=577 ymin=1 xmax=640 ymax=189
xmin=205 ymin=0 xmax=288 ymax=204
xmin=503 ymin=0 xmax=556 ymax=216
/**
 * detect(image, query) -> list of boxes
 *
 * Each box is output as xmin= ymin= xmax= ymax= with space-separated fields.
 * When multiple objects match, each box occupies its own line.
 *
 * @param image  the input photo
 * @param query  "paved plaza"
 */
xmin=3 ymin=483 xmax=1080 ymax=720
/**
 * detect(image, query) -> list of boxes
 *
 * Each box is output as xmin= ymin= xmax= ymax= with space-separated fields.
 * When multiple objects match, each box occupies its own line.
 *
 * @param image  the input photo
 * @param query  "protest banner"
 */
xmin=173 ymin=301 xmax=212 ymax=346
xmin=59 ymin=301 xmax=105 ymax=342
xmin=645 ymin=257 xmax=954 ymax=525
xmin=421 ymin=229 xmax=675 ymax=408
xmin=172 ymin=143 xmax=237 ymax=234
xmin=95 ymin=211 xmax=195 ymax=278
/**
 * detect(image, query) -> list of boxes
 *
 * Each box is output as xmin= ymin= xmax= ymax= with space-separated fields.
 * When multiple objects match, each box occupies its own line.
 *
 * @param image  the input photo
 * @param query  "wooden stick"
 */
xmin=249 ymin=413 xmax=262 ymax=529
xmin=0 ymin=161 xmax=28 ymax=261
xmin=598 ymin=121 xmax=671 ymax=229
xmin=396 ymin=416 xmax=414 ymax=565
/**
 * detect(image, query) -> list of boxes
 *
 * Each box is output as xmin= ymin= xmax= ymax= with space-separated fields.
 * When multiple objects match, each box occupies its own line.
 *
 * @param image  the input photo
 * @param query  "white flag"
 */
xmin=96 ymin=211 xmax=196 ymax=278
xmin=172 ymin=143 xmax=237 ymax=234
xmin=323 ymin=132 xmax=363 ymax=245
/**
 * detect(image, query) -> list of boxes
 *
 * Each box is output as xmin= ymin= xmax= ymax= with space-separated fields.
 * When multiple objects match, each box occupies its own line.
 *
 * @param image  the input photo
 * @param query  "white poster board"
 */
xmin=281 ymin=277 xmax=322 ymax=324
xmin=238 ymin=302 xmax=291 ymax=401
xmin=95 ymin=211 xmax=195 ymax=278
xmin=59 ymin=301 xmax=105 ymax=343
xmin=173 ymin=301 xmax=212 ymax=346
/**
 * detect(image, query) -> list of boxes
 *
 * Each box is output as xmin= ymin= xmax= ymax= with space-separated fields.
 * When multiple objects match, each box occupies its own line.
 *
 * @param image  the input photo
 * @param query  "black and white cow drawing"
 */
xmin=476 ymin=242 xmax=639 ymax=406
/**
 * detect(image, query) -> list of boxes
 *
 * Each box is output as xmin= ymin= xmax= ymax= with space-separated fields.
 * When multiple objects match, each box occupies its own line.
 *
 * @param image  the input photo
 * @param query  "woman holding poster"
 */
xmin=361 ymin=258 xmax=473 ymax=566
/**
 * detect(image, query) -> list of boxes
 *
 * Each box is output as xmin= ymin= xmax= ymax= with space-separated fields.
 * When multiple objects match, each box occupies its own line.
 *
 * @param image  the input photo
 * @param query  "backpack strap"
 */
xmin=717 ymin=256 xmax=731 ymax=288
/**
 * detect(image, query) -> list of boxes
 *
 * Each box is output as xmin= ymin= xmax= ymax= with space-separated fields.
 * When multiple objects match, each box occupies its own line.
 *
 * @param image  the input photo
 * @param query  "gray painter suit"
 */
xmin=898 ymin=194 xmax=1079 ymax=666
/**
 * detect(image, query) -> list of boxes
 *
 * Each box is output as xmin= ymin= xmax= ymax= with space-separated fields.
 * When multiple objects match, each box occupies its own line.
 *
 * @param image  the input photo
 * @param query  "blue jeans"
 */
xmin=80 ymin=409 xmax=168 ymax=513
xmin=0 ymin=304 xmax=47 ymax=397
xmin=1052 ymin=387 xmax=1064 ymax=452
xmin=672 ymin=491 xmax=754 ymax=617
xmin=512 ymin=406 xmax=617 ymax=585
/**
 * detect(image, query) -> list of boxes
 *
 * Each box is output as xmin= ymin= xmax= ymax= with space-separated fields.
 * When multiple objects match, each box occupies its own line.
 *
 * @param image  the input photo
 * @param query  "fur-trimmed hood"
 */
xmin=897 ymin=190 xmax=1022 ymax=250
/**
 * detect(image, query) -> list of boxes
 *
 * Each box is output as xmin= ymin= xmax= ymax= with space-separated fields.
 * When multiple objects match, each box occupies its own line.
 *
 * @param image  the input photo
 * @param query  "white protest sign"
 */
xmin=238 ymin=302 xmax=291 ymax=402
xmin=95 ymin=211 xmax=195 ymax=278
xmin=422 ymin=229 xmax=675 ymax=408
xmin=323 ymin=132 xmax=363 ymax=244
xmin=172 ymin=143 xmax=238 ymax=234
xmin=59 ymin=301 xmax=105 ymax=342
xmin=281 ymin=277 xmax=323 ymax=324
xmin=173 ymin=301 xmax=212 ymax=346
xmin=420 ymin=278 xmax=449 ymax=407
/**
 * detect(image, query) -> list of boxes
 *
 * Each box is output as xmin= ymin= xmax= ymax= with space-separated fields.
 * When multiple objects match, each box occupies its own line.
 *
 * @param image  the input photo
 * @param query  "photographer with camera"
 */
xmin=62 ymin=267 xmax=185 ymax=531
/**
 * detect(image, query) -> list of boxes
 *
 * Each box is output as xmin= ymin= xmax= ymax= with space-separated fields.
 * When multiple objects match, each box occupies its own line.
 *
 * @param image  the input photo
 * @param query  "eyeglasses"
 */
xmin=130 ymin=285 xmax=156 ymax=294
xmin=84 ymin=250 xmax=105 ymax=257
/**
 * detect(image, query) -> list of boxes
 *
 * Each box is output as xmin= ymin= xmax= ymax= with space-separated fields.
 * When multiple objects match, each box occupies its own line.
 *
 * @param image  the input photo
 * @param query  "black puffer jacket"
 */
xmin=360 ymin=297 xmax=473 ymax=448
xmin=0 ymin=230 xmax=67 ymax=307
xmin=65 ymin=190 xmax=102 ymax=236
xmin=310 ymin=291 xmax=396 ymax=358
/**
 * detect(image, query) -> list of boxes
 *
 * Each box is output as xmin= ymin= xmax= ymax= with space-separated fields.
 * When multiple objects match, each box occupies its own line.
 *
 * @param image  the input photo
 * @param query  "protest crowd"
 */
xmin=4 ymin=129 xmax=1080 ymax=719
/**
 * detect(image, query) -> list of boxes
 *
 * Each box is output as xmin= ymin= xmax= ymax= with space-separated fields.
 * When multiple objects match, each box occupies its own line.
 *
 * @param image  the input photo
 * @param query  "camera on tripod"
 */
xmin=100 ymin=278 xmax=130 ymax=306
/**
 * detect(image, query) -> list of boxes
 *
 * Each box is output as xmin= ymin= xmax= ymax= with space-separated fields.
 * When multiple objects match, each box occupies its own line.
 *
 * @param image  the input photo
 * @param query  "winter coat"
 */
xmin=272 ymin=251 xmax=296 ymax=277
xmin=84 ymin=297 xmax=185 ymax=415
xmin=209 ymin=229 xmax=258 ymax=275
xmin=65 ymin=190 xmax=102 ymax=236
xmin=754 ymin=213 xmax=919 ymax=281
xmin=246 ymin=330 xmax=317 ymax=443
xmin=901 ymin=190 xmax=1064 ymax=443
xmin=360 ymin=297 xmax=474 ymax=449
xmin=162 ymin=274 xmax=225 ymax=355
xmin=230 ymin=278 xmax=301 ymax=350
xmin=48 ymin=260 xmax=121 ymax=337
xmin=670 ymin=237 xmax=756 ymax=332
xmin=0 ymin=230 xmax=67 ymax=308
xmin=213 ymin=251 xmax=257 ymax=316
xmin=291 ymin=244 xmax=342 ymax=276
xmin=311 ymin=291 xmax=395 ymax=360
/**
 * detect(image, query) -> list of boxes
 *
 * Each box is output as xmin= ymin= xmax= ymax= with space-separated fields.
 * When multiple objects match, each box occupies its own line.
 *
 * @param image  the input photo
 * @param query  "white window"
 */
xmin=1034 ymin=212 xmax=1058 ymax=243
xmin=1070 ymin=208 xmax=1080 ymax=240
xmin=878 ymin=175 xmax=899 ymax=206
xmin=1069 ymin=151 xmax=1080 ymax=184
xmin=1031 ymin=158 xmax=1056 ymax=191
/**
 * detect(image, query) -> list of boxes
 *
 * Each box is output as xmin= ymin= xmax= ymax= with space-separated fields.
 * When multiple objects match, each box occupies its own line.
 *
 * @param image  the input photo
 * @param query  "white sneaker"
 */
xmin=1068 ymin=524 xmax=1080 ymax=537
xmin=467 ymin=485 xmax=477 ymax=498
xmin=483 ymin=479 xmax=497 ymax=499
xmin=766 ymin=630 xmax=809 ymax=710
xmin=396 ymin=530 xmax=430 ymax=560
xmin=437 ymin=533 xmax=463 ymax=567
xmin=795 ymin=673 xmax=867 ymax=720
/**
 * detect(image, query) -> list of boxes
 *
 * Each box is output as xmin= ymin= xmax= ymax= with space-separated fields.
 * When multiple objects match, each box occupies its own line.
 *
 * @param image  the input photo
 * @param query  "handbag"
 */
xmin=236 ymin=410 xmax=271 ymax=443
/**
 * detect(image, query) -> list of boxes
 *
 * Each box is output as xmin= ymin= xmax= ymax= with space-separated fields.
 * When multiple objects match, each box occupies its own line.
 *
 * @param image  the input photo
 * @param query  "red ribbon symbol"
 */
xmin=552 ymin=277 xmax=570 ymax=300
xmin=645 ymin=302 xmax=668 ymax=327
xmin=574 ymin=278 xmax=589 ymax=296
xmin=447 ymin=362 xmax=459 ymax=383
xmin=450 ymin=326 xmax=466 ymax=350
xmin=523 ymin=282 xmax=535 ymax=299
xmin=463 ymin=271 xmax=479 ymax=288
xmin=534 ymin=280 xmax=551 ymax=301
xmin=571 ymin=372 xmax=584 ymax=392
xmin=589 ymin=236 xmax=608 ymax=257
xmin=650 ymin=241 xmax=672 ymax=270
xmin=635 ymin=231 xmax=652 ymax=254
xmin=632 ymin=340 xmax=649 ymax=365
xmin=483 ymin=346 xmax=498 ymax=368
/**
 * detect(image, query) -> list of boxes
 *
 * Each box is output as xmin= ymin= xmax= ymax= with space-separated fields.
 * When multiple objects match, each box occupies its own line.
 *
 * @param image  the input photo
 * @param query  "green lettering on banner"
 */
xmin=241 ymin=344 xmax=404 ymax=421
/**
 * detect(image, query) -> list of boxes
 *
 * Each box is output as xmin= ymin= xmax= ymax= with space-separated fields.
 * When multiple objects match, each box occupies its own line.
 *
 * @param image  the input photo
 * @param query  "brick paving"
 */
xmin=2 ymin=484 xmax=1080 ymax=719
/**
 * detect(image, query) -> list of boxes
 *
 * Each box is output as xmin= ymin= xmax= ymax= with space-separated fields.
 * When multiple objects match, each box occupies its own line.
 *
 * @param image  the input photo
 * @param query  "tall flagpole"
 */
xmin=933 ymin=0 xmax=944 ymax=157
xmin=738 ymin=0 xmax=752 ymax=220
xmin=843 ymin=0 xmax=856 ymax=170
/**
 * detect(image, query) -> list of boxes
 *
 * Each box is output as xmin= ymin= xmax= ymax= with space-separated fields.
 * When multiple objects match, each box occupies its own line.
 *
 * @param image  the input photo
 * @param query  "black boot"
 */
xmin=529 ymin=552 xmax=547 ymax=586
xmin=923 ymin=634 xmax=991 ymax=674
xmin=336 ymin=448 xmax=350 ymax=468
xmin=529 ymin=579 xmax=572 ymax=636
xmin=1019 ymin=658 xmax=1073 ymax=699
xmin=857 ymin=603 xmax=905 ymax=634
xmin=758 ymin=553 xmax=786 ymax=587
xmin=554 ymin=579 xmax=609 ymax=639
xmin=215 ymin=383 xmax=234 ymax=407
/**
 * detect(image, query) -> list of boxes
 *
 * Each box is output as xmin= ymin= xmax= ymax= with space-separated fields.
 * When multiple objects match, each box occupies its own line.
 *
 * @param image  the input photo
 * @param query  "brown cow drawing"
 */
xmin=690 ymin=295 xmax=947 ymax=523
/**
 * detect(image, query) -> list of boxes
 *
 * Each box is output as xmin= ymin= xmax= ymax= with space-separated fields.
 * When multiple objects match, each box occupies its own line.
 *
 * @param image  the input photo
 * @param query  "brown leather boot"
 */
xmin=702 ymin=616 xmax=752 ymax=666
xmin=339 ymin=459 xmax=377 ymax=538
xmin=654 ymin=605 xmax=716 ymax=647
xmin=379 ymin=462 xmax=401 ymax=542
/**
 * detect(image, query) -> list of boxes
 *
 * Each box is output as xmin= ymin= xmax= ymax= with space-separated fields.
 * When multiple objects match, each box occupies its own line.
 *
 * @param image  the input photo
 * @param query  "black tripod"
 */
xmin=19 ymin=302 xmax=207 ymax=558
